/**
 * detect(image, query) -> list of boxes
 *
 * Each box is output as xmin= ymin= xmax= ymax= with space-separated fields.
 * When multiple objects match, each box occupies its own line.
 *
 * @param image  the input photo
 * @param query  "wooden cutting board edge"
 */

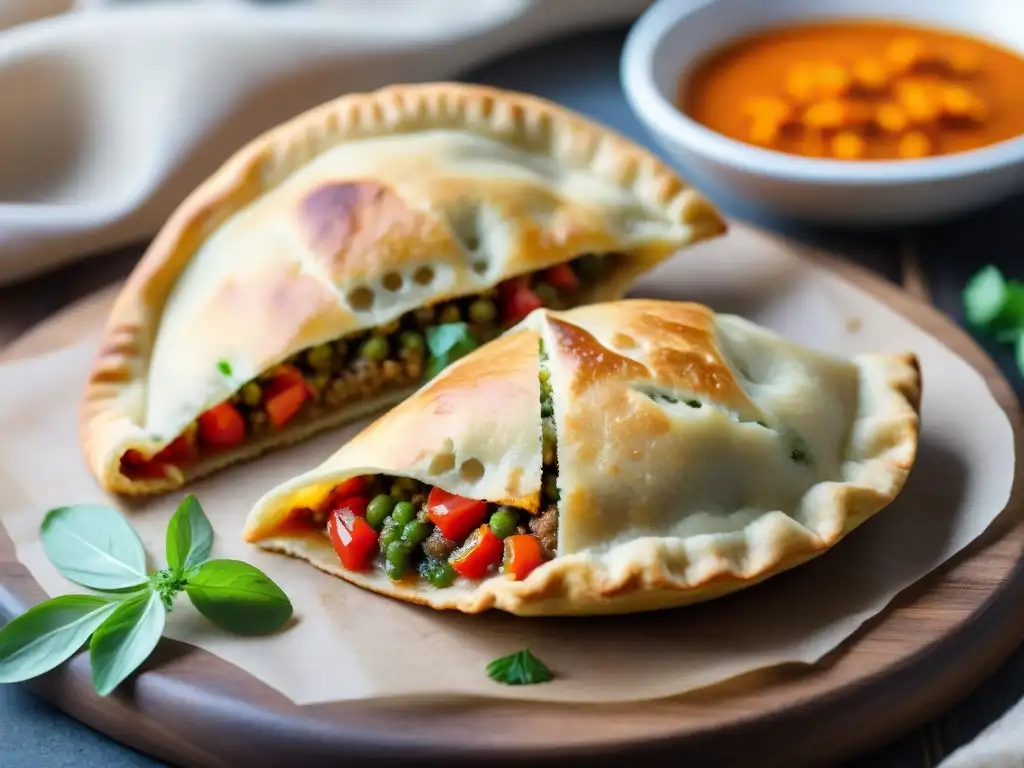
xmin=1 ymin=225 xmax=1022 ymax=768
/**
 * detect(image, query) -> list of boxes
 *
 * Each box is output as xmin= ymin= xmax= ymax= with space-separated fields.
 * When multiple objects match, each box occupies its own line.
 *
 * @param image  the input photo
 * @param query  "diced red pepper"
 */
xmin=449 ymin=524 xmax=504 ymax=579
xmin=498 ymin=276 xmax=544 ymax=326
xmin=328 ymin=506 xmax=378 ymax=571
xmin=152 ymin=433 xmax=198 ymax=466
xmin=503 ymin=534 xmax=544 ymax=581
xmin=324 ymin=476 xmax=371 ymax=510
xmin=543 ymin=263 xmax=579 ymax=293
xmin=119 ymin=449 xmax=169 ymax=480
xmin=197 ymin=403 xmax=246 ymax=449
xmin=426 ymin=487 xmax=489 ymax=541
xmin=329 ymin=495 xmax=369 ymax=518
xmin=264 ymin=365 xmax=311 ymax=429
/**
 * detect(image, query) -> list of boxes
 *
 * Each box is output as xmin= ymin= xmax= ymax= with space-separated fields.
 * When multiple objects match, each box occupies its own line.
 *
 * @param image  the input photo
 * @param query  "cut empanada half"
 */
xmin=243 ymin=300 xmax=921 ymax=617
xmin=80 ymin=83 xmax=725 ymax=495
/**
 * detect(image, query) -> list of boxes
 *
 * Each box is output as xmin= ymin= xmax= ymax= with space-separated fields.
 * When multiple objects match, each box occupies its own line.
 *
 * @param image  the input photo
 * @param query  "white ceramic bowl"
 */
xmin=621 ymin=0 xmax=1024 ymax=225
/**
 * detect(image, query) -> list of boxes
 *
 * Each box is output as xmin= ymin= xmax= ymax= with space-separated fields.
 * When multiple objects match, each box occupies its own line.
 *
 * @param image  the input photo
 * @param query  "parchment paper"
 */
xmin=0 ymin=229 xmax=1016 ymax=705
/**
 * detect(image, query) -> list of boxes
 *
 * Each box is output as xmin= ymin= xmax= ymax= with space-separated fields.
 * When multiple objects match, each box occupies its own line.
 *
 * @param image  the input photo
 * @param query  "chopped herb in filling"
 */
xmin=121 ymin=254 xmax=610 ymax=480
xmin=282 ymin=350 xmax=560 ymax=588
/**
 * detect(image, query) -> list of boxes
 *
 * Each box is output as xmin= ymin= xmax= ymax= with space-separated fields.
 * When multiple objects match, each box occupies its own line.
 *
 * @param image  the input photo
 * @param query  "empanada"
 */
xmin=80 ymin=83 xmax=725 ymax=495
xmin=243 ymin=300 xmax=921 ymax=616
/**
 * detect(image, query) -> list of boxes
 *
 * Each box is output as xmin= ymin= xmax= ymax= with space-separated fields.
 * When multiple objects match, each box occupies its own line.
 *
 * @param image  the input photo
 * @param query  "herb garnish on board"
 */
xmin=963 ymin=265 xmax=1024 ymax=375
xmin=0 ymin=495 xmax=292 ymax=695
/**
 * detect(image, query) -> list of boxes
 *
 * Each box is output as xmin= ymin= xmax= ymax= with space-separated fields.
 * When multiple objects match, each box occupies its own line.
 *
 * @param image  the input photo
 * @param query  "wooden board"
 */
xmin=1 ymin=225 xmax=1022 ymax=768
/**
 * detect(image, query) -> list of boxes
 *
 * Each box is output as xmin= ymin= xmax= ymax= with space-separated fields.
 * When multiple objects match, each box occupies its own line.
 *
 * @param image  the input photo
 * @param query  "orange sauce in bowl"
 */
xmin=679 ymin=20 xmax=1024 ymax=161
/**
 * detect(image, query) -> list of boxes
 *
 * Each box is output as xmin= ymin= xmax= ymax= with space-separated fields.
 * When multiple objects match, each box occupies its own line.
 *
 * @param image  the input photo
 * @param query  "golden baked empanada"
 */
xmin=80 ymin=83 xmax=725 ymax=495
xmin=243 ymin=300 xmax=921 ymax=616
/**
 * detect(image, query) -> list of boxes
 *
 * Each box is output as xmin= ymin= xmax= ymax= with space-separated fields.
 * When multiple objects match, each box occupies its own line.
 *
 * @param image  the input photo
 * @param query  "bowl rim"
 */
xmin=620 ymin=0 xmax=1024 ymax=187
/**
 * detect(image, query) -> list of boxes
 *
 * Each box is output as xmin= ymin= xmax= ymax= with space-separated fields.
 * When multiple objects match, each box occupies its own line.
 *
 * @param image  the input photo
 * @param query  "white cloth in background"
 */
xmin=0 ymin=0 xmax=652 ymax=285
xmin=939 ymin=697 xmax=1024 ymax=768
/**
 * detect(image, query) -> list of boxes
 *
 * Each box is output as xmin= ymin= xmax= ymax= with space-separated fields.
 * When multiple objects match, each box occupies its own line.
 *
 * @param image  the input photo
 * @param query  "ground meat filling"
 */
xmin=298 ymin=349 xmax=561 ymax=587
xmin=121 ymin=253 xmax=608 ymax=480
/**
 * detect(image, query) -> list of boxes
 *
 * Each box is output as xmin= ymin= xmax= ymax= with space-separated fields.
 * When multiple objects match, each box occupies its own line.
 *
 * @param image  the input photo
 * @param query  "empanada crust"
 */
xmin=244 ymin=300 xmax=921 ymax=617
xmin=80 ymin=84 xmax=725 ymax=495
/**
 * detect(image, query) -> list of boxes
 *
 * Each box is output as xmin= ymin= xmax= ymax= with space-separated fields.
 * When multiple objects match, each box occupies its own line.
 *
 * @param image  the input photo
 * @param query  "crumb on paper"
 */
xmin=846 ymin=317 xmax=863 ymax=333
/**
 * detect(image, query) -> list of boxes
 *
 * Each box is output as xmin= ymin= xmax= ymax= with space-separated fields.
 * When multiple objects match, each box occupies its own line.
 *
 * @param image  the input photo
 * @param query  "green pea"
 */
xmin=534 ymin=283 xmax=558 ymax=303
xmin=543 ymin=474 xmax=560 ymax=502
xmin=385 ymin=541 xmax=413 ymax=579
xmin=439 ymin=305 xmax=461 ymax=324
xmin=392 ymin=500 xmax=417 ymax=525
xmin=401 ymin=520 xmax=432 ymax=546
xmin=384 ymin=559 xmax=405 ymax=581
xmin=366 ymin=494 xmax=397 ymax=530
xmin=306 ymin=343 xmax=334 ymax=372
xmin=420 ymin=558 xmax=457 ymax=588
xmin=359 ymin=335 xmax=389 ymax=362
xmin=389 ymin=482 xmax=409 ymax=501
xmin=378 ymin=518 xmax=402 ymax=551
xmin=309 ymin=373 xmax=330 ymax=396
xmin=239 ymin=381 xmax=263 ymax=407
xmin=468 ymin=299 xmax=497 ymax=325
xmin=399 ymin=331 xmax=425 ymax=354
xmin=542 ymin=424 xmax=556 ymax=466
xmin=489 ymin=507 xmax=519 ymax=539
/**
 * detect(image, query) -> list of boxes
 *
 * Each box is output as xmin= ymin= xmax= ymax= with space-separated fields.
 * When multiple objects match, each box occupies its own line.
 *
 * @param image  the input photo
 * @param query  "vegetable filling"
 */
xmin=285 ymin=347 xmax=559 ymax=587
xmin=121 ymin=254 xmax=606 ymax=480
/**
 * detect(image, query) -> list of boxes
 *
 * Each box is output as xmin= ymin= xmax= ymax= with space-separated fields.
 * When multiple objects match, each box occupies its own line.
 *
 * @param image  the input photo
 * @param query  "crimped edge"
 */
xmin=248 ymin=350 xmax=921 ymax=617
xmin=79 ymin=82 xmax=727 ymax=495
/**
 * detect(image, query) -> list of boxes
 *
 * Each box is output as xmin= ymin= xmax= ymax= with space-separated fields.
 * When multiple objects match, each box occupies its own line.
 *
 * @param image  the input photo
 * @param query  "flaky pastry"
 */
xmin=80 ymin=83 xmax=725 ymax=495
xmin=243 ymin=300 xmax=921 ymax=616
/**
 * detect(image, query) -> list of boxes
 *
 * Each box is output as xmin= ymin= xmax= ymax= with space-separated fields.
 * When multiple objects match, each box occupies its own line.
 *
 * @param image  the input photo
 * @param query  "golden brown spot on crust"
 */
xmin=548 ymin=318 xmax=648 ymax=395
xmin=298 ymin=181 xmax=449 ymax=284
xmin=629 ymin=308 xmax=748 ymax=406
xmin=459 ymin=458 xmax=485 ymax=482
xmin=611 ymin=332 xmax=637 ymax=350
xmin=347 ymin=286 xmax=374 ymax=310
xmin=652 ymin=347 xmax=739 ymax=401
xmin=382 ymin=271 xmax=403 ymax=291
xmin=506 ymin=467 xmax=523 ymax=498
xmin=413 ymin=265 xmax=435 ymax=285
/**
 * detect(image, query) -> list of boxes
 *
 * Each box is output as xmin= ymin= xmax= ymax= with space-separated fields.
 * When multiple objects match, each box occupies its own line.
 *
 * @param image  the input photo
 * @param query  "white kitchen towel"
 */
xmin=0 ymin=0 xmax=652 ymax=285
xmin=939 ymin=698 xmax=1024 ymax=768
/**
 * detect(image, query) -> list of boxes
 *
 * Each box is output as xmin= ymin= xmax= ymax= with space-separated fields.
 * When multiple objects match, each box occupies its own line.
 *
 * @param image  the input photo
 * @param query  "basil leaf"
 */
xmin=89 ymin=591 xmax=165 ymax=696
xmin=1000 ymin=283 xmax=1024 ymax=327
xmin=41 ymin=505 xmax=149 ymax=591
xmin=426 ymin=322 xmax=471 ymax=357
xmin=963 ymin=265 xmax=1007 ymax=328
xmin=0 ymin=595 xmax=119 ymax=683
xmin=425 ymin=323 xmax=478 ymax=381
xmin=996 ymin=327 xmax=1024 ymax=344
xmin=165 ymin=495 xmax=214 ymax=576
xmin=424 ymin=353 xmax=451 ymax=382
xmin=185 ymin=560 xmax=292 ymax=636
xmin=486 ymin=648 xmax=553 ymax=685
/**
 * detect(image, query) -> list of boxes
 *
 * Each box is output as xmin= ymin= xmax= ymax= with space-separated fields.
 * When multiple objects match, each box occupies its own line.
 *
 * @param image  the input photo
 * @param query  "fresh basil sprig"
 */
xmin=0 ymin=495 xmax=292 ymax=695
xmin=425 ymin=322 xmax=479 ymax=380
xmin=963 ymin=265 xmax=1024 ymax=375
